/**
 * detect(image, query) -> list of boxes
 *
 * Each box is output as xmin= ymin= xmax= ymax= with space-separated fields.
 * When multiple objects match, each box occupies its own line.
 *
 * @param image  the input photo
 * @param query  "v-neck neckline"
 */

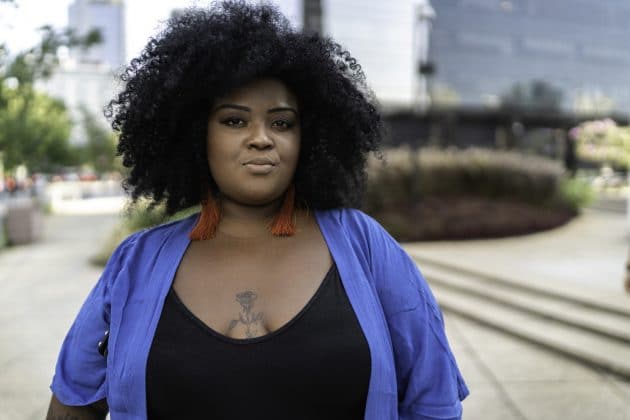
xmin=166 ymin=263 xmax=336 ymax=344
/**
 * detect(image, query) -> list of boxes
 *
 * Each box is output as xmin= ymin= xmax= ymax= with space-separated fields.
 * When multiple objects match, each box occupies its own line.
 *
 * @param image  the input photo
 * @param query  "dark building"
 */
xmin=428 ymin=0 xmax=630 ymax=115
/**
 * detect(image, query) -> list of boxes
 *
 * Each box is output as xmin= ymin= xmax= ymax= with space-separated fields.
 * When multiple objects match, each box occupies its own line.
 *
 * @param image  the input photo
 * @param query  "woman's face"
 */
xmin=206 ymin=78 xmax=301 ymax=207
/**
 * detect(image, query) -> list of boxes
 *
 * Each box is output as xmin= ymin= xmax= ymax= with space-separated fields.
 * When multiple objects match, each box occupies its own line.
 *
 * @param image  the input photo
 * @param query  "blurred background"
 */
xmin=0 ymin=0 xmax=629 ymax=419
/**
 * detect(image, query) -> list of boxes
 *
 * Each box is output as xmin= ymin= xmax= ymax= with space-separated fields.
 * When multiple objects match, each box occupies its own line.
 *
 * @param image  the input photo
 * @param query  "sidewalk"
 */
xmin=0 ymin=213 xmax=121 ymax=420
xmin=405 ymin=208 xmax=630 ymax=295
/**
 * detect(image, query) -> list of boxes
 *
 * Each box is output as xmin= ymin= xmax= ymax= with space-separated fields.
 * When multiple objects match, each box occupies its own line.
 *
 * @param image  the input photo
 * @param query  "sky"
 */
xmin=0 ymin=0 xmax=299 ymax=60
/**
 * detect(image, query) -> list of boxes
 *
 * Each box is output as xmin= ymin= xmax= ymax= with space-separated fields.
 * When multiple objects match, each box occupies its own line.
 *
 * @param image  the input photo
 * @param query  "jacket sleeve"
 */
xmin=50 ymin=232 xmax=140 ymax=406
xmin=355 ymin=211 xmax=469 ymax=419
xmin=390 ymin=273 xmax=469 ymax=420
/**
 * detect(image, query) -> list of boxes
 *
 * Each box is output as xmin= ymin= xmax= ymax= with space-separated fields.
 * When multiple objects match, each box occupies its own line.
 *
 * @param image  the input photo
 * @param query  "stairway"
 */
xmin=411 ymin=254 xmax=630 ymax=379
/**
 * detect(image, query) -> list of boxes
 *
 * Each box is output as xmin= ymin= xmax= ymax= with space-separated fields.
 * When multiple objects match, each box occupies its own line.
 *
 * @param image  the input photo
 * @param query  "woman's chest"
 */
xmin=146 ymin=262 xmax=372 ymax=419
xmin=171 ymin=231 xmax=333 ymax=339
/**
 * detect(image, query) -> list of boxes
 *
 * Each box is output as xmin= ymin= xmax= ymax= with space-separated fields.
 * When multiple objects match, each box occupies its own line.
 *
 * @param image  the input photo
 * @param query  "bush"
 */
xmin=366 ymin=147 xmax=567 ymax=209
xmin=570 ymin=118 xmax=630 ymax=171
xmin=555 ymin=176 xmax=595 ymax=211
xmin=364 ymin=147 xmax=591 ymax=241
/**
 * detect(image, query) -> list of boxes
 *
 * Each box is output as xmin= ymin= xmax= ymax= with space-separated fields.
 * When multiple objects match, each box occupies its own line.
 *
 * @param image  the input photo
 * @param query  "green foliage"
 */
xmin=570 ymin=118 xmax=630 ymax=170
xmin=0 ymin=13 xmax=103 ymax=173
xmin=77 ymin=107 xmax=119 ymax=173
xmin=7 ymin=26 xmax=102 ymax=85
xmin=122 ymin=201 xmax=170 ymax=231
xmin=555 ymin=176 xmax=595 ymax=211
xmin=0 ymin=213 xmax=7 ymax=249
xmin=364 ymin=147 xmax=587 ymax=241
xmin=366 ymin=147 xmax=572 ymax=212
xmin=0 ymin=86 xmax=79 ymax=171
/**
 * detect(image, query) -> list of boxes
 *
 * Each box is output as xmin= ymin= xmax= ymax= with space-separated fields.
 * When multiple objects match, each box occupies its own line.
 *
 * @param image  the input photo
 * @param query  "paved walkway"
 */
xmin=405 ymin=208 xmax=630 ymax=294
xmin=0 ymin=214 xmax=120 ymax=420
xmin=1 ymin=210 xmax=629 ymax=419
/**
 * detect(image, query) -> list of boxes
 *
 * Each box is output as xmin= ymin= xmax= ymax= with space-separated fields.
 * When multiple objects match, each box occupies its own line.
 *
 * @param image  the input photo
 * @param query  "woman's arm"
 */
xmin=46 ymin=394 xmax=108 ymax=420
xmin=345 ymin=210 xmax=469 ymax=418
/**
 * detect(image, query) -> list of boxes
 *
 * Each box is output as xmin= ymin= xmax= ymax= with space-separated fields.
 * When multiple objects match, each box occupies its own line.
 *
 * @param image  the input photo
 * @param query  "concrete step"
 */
xmin=429 ymin=282 xmax=630 ymax=379
xmin=419 ymin=264 xmax=630 ymax=344
xmin=410 ymin=253 xmax=630 ymax=318
xmin=412 ymin=257 xmax=630 ymax=378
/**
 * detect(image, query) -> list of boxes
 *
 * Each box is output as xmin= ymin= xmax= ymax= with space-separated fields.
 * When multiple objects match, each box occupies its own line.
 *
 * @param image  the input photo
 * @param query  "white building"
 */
xmin=273 ymin=0 xmax=434 ymax=111
xmin=69 ymin=0 xmax=126 ymax=71
xmin=36 ymin=59 xmax=118 ymax=145
xmin=37 ymin=0 xmax=126 ymax=145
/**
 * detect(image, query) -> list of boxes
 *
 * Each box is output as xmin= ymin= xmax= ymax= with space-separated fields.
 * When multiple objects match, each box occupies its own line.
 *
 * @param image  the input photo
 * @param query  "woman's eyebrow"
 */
xmin=212 ymin=105 xmax=297 ymax=115
xmin=268 ymin=107 xmax=298 ymax=115
xmin=214 ymin=104 xmax=250 ymax=112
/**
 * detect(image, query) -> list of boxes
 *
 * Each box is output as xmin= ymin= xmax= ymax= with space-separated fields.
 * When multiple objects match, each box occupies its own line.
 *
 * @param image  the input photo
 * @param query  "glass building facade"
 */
xmin=429 ymin=0 xmax=630 ymax=115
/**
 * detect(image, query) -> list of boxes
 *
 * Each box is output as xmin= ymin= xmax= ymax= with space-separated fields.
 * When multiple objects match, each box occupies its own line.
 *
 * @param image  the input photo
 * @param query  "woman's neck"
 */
xmin=217 ymin=196 xmax=284 ymax=239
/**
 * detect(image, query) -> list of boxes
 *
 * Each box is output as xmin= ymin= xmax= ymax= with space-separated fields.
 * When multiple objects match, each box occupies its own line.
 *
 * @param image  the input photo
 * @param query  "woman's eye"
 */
xmin=272 ymin=120 xmax=293 ymax=130
xmin=221 ymin=117 xmax=246 ymax=127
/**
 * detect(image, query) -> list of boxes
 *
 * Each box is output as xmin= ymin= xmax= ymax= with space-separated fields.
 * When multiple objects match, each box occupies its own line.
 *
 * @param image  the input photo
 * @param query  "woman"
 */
xmin=47 ymin=2 xmax=468 ymax=419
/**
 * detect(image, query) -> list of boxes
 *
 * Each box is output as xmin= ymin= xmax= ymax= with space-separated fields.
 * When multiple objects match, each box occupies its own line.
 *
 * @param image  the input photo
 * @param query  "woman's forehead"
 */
xmin=215 ymin=78 xmax=298 ymax=108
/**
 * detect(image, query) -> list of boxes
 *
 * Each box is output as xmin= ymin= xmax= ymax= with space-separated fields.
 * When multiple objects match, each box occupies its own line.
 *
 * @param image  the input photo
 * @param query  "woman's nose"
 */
xmin=247 ymin=124 xmax=274 ymax=150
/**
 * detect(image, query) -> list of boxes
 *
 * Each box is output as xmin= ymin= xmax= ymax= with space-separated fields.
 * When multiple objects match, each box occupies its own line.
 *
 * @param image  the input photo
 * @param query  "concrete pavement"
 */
xmin=0 ymin=209 xmax=629 ymax=419
xmin=0 ymin=213 xmax=120 ymax=420
xmin=405 ymin=208 xmax=630 ymax=295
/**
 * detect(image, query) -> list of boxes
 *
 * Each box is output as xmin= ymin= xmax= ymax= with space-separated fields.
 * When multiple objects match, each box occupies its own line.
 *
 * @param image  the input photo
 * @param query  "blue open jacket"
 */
xmin=51 ymin=208 xmax=469 ymax=419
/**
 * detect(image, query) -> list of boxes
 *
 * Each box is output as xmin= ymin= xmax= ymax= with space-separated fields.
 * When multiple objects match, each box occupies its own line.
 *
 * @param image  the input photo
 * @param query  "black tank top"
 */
xmin=146 ymin=264 xmax=371 ymax=419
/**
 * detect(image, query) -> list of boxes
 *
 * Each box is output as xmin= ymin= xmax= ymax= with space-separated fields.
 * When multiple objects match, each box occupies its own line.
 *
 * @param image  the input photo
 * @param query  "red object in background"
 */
xmin=5 ymin=176 xmax=17 ymax=193
xmin=79 ymin=173 xmax=98 ymax=181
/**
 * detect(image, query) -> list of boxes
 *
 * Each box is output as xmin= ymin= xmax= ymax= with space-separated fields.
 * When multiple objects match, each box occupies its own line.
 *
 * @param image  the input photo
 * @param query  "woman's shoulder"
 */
xmin=318 ymin=208 xmax=426 ymax=312
xmin=140 ymin=211 xmax=198 ymax=236
xmin=316 ymin=207 xmax=385 ymax=235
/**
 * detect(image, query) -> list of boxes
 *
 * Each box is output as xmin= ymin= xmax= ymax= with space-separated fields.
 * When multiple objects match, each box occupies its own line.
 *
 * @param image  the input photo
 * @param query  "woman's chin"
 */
xmin=229 ymin=191 xmax=286 ymax=208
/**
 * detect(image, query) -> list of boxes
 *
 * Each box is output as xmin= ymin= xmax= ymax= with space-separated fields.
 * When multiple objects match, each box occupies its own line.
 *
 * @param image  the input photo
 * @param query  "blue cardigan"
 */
xmin=51 ymin=208 xmax=468 ymax=419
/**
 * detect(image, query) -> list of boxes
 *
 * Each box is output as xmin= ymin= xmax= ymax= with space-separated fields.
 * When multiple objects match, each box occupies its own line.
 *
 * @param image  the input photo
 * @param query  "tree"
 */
xmin=0 ymin=11 xmax=101 ymax=172
xmin=78 ymin=106 xmax=119 ymax=174
xmin=569 ymin=118 xmax=630 ymax=171
xmin=0 ymin=86 xmax=78 ymax=172
xmin=7 ymin=25 xmax=101 ymax=85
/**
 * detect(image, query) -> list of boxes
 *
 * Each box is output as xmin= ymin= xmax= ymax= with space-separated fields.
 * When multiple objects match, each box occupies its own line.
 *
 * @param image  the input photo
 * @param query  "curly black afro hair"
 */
xmin=107 ymin=0 xmax=383 ymax=215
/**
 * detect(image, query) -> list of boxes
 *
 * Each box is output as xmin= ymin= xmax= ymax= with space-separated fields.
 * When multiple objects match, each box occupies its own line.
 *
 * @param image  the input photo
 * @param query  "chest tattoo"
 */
xmin=228 ymin=290 xmax=264 ymax=338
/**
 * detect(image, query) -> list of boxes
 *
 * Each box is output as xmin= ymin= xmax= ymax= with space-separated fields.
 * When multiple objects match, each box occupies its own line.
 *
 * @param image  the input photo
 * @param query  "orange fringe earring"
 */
xmin=270 ymin=184 xmax=297 ymax=236
xmin=189 ymin=192 xmax=221 ymax=241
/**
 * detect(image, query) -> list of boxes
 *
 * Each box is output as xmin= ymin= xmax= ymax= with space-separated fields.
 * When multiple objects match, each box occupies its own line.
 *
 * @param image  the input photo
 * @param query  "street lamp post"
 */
xmin=413 ymin=0 xmax=436 ymax=113
xmin=303 ymin=0 xmax=323 ymax=34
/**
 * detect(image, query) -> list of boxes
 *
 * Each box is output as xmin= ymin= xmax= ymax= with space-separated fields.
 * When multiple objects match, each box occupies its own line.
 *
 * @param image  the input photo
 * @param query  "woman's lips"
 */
xmin=243 ymin=159 xmax=276 ymax=174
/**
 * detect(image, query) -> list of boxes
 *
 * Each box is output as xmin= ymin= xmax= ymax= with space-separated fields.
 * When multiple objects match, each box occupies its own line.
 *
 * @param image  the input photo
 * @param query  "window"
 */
xmin=521 ymin=37 xmax=574 ymax=57
xmin=457 ymin=31 xmax=512 ymax=54
xmin=581 ymin=45 xmax=628 ymax=63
